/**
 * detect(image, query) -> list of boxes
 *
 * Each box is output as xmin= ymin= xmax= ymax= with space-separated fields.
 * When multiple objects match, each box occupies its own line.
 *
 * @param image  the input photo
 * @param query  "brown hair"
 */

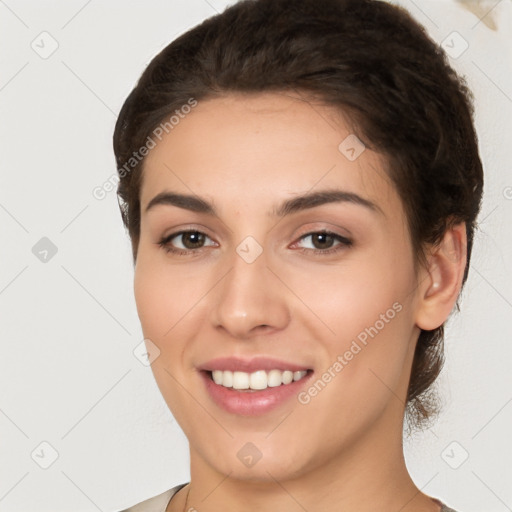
xmin=113 ymin=0 xmax=484 ymax=429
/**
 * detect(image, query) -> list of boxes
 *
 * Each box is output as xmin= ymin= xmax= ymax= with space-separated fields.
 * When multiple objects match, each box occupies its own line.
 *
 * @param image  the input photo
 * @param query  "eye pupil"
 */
xmin=312 ymin=233 xmax=333 ymax=249
xmin=183 ymin=231 xmax=205 ymax=248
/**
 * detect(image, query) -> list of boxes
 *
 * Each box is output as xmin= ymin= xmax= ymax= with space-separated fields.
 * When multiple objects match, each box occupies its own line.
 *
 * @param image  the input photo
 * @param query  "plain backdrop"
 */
xmin=0 ymin=1 xmax=511 ymax=511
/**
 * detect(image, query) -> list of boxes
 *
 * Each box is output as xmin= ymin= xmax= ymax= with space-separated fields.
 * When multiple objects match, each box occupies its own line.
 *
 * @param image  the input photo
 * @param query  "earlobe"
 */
xmin=415 ymin=223 xmax=467 ymax=331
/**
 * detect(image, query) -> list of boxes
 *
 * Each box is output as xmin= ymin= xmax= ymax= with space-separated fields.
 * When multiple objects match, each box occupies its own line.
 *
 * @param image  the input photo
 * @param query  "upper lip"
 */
xmin=198 ymin=356 xmax=312 ymax=373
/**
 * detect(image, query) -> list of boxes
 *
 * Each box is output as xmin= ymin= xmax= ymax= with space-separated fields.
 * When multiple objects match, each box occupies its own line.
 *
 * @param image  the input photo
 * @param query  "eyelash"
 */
xmin=157 ymin=229 xmax=352 ymax=256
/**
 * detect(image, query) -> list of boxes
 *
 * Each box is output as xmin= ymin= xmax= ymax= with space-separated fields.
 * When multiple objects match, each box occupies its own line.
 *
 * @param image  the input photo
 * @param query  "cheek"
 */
xmin=133 ymin=261 xmax=167 ymax=337
xmin=133 ymin=256 xmax=200 ymax=421
xmin=133 ymin=252 xmax=204 ymax=340
xmin=287 ymin=249 xmax=416 ymax=404
xmin=281 ymin=246 xmax=413 ymax=339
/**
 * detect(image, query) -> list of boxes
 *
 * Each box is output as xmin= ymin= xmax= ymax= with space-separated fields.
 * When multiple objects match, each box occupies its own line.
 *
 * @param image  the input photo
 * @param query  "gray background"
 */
xmin=0 ymin=1 xmax=511 ymax=511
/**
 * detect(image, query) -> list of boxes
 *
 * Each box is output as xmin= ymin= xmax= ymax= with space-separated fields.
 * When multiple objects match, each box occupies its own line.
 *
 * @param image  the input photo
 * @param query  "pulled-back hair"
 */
xmin=113 ymin=0 xmax=484 ymax=429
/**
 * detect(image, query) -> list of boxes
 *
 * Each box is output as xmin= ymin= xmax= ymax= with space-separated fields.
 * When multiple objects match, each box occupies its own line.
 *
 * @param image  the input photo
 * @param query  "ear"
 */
xmin=415 ymin=222 xmax=468 ymax=331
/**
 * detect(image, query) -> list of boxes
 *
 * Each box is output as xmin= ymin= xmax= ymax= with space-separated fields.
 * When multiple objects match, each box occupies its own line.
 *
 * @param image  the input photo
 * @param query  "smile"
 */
xmin=210 ymin=369 xmax=308 ymax=390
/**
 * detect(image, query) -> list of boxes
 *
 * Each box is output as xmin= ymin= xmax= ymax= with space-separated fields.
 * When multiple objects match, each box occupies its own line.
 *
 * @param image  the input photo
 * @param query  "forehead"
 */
xmin=140 ymin=92 xmax=399 ymax=216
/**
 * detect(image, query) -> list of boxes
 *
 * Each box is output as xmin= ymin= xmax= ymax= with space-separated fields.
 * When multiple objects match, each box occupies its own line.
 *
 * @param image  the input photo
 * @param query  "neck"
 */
xmin=180 ymin=404 xmax=439 ymax=512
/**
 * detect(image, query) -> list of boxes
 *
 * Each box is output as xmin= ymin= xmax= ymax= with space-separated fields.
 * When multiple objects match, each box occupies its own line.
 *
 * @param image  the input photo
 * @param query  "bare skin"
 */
xmin=132 ymin=92 xmax=466 ymax=512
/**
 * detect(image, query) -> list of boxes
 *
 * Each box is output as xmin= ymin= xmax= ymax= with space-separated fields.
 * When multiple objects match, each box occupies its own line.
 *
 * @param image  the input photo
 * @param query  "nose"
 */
xmin=209 ymin=245 xmax=291 ymax=339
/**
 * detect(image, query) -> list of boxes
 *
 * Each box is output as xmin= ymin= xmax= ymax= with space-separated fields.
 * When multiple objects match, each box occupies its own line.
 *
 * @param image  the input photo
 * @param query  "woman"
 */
xmin=114 ymin=0 xmax=483 ymax=510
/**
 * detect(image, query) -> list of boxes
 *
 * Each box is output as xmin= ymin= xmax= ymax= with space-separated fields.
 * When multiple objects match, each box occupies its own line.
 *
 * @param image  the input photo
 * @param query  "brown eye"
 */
xmin=158 ymin=230 xmax=217 ymax=253
xmin=179 ymin=231 xmax=206 ymax=249
xmin=310 ymin=233 xmax=336 ymax=249
xmin=294 ymin=231 xmax=352 ymax=255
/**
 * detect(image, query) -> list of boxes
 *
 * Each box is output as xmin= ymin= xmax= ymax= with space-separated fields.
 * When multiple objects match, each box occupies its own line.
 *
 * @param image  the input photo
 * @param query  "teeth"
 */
xmin=267 ymin=369 xmax=282 ymax=387
xmin=233 ymin=371 xmax=249 ymax=390
xmin=249 ymin=370 xmax=267 ymax=390
xmin=211 ymin=369 xmax=308 ymax=390
xmin=282 ymin=370 xmax=293 ymax=385
xmin=223 ymin=370 xmax=233 ymax=388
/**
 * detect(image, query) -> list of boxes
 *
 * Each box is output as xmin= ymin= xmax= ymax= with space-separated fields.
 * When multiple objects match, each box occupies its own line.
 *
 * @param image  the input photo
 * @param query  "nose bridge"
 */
xmin=210 ymin=237 xmax=290 ymax=337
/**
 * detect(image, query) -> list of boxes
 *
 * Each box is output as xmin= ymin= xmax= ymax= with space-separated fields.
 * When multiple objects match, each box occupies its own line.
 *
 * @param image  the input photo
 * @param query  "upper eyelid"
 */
xmin=291 ymin=231 xmax=351 ymax=248
xmin=297 ymin=230 xmax=349 ymax=240
xmin=161 ymin=225 xmax=215 ymax=240
xmin=163 ymin=229 xmax=217 ymax=245
xmin=290 ymin=225 xmax=352 ymax=245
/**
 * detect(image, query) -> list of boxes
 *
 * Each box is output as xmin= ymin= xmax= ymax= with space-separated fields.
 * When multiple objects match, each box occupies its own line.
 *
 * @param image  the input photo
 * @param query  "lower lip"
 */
xmin=200 ymin=371 xmax=313 ymax=416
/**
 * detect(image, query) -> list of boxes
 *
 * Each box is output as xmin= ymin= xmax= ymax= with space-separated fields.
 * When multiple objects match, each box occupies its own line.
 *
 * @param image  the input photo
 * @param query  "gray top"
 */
xmin=120 ymin=484 xmax=459 ymax=511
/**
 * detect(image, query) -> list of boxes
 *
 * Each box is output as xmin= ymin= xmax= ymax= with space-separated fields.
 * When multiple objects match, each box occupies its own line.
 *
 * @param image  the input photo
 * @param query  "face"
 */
xmin=134 ymin=92 xmax=424 ymax=482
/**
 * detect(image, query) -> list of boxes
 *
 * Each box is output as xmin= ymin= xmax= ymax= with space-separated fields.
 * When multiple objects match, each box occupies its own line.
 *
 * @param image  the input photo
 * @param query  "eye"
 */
xmin=158 ymin=230 xmax=217 ymax=254
xmin=293 ymin=230 xmax=352 ymax=255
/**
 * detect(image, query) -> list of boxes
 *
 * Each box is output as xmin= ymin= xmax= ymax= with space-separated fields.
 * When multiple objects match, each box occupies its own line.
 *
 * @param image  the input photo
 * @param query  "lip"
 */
xmin=198 ymin=357 xmax=313 ymax=416
xmin=198 ymin=356 xmax=311 ymax=373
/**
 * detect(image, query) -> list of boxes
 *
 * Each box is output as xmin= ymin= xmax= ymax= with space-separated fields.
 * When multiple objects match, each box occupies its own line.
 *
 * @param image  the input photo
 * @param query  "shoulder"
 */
xmin=440 ymin=502 xmax=459 ymax=512
xmin=119 ymin=483 xmax=188 ymax=512
xmin=431 ymin=496 xmax=459 ymax=512
xmin=119 ymin=487 xmax=459 ymax=512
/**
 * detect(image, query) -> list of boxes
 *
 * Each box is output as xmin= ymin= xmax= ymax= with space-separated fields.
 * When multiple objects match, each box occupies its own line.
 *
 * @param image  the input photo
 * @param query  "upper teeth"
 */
xmin=212 ymin=369 xmax=308 ymax=390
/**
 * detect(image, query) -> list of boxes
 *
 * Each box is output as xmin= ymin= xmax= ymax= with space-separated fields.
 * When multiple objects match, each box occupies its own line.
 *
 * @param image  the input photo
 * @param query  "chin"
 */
xmin=192 ymin=438 xmax=317 ymax=484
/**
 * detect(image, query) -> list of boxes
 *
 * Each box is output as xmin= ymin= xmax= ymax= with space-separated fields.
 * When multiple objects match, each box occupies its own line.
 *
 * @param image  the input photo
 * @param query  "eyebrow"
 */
xmin=144 ymin=189 xmax=383 ymax=217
